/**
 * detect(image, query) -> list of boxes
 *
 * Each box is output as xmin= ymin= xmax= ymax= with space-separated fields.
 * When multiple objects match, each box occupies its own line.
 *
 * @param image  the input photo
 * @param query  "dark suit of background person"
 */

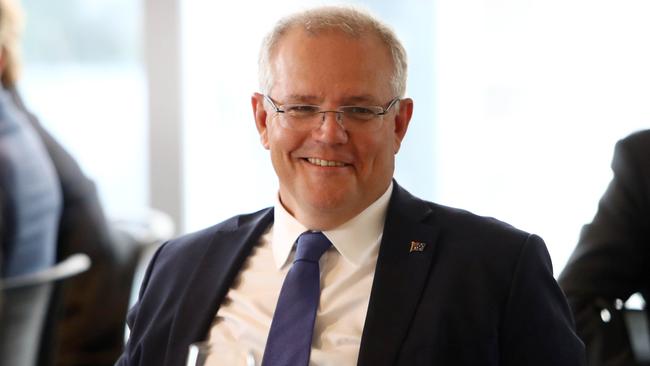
xmin=0 ymin=87 xmax=61 ymax=277
xmin=118 ymin=6 xmax=584 ymax=366
xmin=560 ymin=129 xmax=650 ymax=366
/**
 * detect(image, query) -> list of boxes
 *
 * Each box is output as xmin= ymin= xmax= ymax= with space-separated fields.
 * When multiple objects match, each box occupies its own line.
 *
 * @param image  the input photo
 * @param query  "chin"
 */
xmin=302 ymin=189 xmax=353 ymax=212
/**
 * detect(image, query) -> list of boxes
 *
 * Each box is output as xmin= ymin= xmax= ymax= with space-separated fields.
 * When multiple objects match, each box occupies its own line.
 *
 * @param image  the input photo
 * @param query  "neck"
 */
xmin=280 ymin=202 xmax=358 ymax=231
xmin=278 ymin=182 xmax=392 ymax=231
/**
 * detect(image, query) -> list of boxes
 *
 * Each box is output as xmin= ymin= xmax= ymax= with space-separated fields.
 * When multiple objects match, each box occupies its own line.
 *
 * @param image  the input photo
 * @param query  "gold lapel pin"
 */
xmin=409 ymin=241 xmax=426 ymax=253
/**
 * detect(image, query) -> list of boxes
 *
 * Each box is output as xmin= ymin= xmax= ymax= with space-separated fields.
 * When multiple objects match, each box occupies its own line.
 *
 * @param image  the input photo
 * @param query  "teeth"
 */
xmin=307 ymin=158 xmax=346 ymax=167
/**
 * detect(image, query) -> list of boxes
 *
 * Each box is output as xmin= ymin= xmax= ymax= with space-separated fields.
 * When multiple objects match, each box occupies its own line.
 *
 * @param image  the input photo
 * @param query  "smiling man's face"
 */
xmin=252 ymin=27 xmax=412 ymax=230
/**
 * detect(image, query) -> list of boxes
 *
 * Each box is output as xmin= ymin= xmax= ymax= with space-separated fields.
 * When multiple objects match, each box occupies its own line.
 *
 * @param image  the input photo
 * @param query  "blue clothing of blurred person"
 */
xmin=0 ymin=0 xmax=61 ymax=277
xmin=0 ymin=86 xmax=61 ymax=277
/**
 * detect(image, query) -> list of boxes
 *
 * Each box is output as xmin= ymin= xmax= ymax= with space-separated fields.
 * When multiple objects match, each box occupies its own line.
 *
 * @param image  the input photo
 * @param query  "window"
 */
xmin=181 ymin=1 xmax=650 ymax=275
xmin=20 ymin=0 xmax=147 ymax=221
xmin=433 ymin=0 xmax=650 ymax=272
xmin=24 ymin=0 xmax=648 ymax=275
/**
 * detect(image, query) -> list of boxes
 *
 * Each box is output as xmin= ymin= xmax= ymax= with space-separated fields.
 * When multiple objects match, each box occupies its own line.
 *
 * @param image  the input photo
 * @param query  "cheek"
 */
xmin=355 ymin=133 xmax=393 ymax=172
xmin=267 ymin=126 xmax=303 ymax=162
xmin=267 ymin=124 xmax=290 ymax=150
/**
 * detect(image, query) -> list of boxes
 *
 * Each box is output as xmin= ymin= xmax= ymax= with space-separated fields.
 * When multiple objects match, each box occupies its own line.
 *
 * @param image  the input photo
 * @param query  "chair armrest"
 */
xmin=1 ymin=254 xmax=91 ymax=290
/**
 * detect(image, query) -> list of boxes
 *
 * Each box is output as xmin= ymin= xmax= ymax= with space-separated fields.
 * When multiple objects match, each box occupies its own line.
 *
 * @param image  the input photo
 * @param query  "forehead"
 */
xmin=269 ymin=27 xmax=394 ymax=100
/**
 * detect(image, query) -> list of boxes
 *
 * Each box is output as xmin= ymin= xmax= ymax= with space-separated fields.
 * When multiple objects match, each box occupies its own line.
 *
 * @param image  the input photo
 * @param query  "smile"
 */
xmin=306 ymin=158 xmax=348 ymax=167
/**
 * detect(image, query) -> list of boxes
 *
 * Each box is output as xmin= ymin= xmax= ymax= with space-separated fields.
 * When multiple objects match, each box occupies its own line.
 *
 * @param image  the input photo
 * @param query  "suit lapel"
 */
xmin=166 ymin=208 xmax=274 ymax=363
xmin=357 ymin=184 xmax=440 ymax=366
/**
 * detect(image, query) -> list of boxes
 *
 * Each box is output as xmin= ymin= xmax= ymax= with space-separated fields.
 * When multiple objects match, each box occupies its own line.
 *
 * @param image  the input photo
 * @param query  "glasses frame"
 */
xmin=263 ymin=94 xmax=401 ymax=131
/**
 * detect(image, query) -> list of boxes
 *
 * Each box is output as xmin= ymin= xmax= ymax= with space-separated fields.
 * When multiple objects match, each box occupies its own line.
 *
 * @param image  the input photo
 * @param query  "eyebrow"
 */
xmin=284 ymin=94 xmax=322 ymax=104
xmin=341 ymin=95 xmax=377 ymax=105
xmin=284 ymin=94 xmax=378 ymax=105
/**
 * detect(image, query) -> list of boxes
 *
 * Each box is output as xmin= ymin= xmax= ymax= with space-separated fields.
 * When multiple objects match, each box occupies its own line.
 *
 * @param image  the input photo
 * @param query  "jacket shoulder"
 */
xmin=392 ymin=183 xmax=535 ymax=255
xmin=619 ymin=129 xmax=650 ymax=149
xmin=160 ymin=207 xmax=273 ymax=255
xmin=430 ymin=202 xmax=530 ymax=242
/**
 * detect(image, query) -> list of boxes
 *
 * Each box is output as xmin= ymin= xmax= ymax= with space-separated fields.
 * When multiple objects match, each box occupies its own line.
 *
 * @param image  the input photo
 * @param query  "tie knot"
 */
xmin=294 ymin=231 xmax=331 ymax=263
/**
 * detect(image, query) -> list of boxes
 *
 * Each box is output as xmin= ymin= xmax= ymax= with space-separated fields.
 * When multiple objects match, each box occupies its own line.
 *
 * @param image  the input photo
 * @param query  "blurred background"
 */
xmin=19 ymin=0 xmax=650 ymax=276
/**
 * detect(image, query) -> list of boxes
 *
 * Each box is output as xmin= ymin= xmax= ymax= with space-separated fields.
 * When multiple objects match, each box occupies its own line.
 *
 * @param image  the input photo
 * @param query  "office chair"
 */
xmin=0 ymin=253 xmax=91 ymax=366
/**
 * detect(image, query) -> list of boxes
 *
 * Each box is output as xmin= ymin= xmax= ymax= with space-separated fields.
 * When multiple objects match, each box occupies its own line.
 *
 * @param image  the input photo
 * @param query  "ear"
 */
xmin=392 ymin=98 xmax=413 ymax=154
xmin=252 ymin=92 xmax=270 ymax=149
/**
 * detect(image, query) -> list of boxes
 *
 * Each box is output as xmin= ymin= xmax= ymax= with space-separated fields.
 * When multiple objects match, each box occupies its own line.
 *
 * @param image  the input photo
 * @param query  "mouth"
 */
xmin=305 ymin=157 xmax=349 ymax=167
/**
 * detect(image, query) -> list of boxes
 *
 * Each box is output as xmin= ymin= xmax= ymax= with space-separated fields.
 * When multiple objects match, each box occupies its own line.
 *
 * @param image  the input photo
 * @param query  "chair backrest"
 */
xmin=0 ymin=254 xmax=90 ymax=366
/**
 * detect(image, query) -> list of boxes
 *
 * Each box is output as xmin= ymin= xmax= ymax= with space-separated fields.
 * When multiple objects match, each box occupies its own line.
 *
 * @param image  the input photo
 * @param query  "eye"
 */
xmin=284 ymin=105 xmax=319 ymax=117
xmin=342 ymin=106 xmax=378 ymax=120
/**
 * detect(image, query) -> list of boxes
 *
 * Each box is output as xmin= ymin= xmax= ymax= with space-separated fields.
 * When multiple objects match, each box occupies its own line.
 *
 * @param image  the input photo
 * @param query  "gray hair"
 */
xmin=258 ymin=6 xmax=408 ymax=97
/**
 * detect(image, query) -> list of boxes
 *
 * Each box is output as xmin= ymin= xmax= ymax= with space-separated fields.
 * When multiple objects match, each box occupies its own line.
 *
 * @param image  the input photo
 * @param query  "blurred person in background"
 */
xmin=1 ymin=0 xmax=140 ymax=364
xmin=560 ymin=129 xmax=650 ymax=366
xmin=0 ymin=0 xmax=60 ymax=279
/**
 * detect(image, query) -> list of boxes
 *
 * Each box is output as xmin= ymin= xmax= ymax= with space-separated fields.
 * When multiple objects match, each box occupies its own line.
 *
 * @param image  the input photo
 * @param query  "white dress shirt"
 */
xmin=204 ymin=183 xmax=393 ymax=366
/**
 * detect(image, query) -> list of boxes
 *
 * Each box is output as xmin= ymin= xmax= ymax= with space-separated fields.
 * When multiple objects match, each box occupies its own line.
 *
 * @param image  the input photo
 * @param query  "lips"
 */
xmin=306 ymin=157 xmax=348 ymax=167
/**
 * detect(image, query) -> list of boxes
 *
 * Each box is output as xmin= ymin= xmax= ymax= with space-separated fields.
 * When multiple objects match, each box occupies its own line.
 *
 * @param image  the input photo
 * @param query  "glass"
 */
xmin=186 ymin=342 xmax=211 ymax=366
xmin=21 ymin=0 xmax=147 ymax=221
xmin=264 ymin=94 xmax=400 ymax=132
xmin=186 ymin=341 xmax=256 ymax=366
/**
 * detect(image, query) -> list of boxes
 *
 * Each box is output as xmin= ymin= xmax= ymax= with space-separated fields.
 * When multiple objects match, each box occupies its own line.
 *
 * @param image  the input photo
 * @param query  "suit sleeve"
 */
xmin=501 ymin=234 xmax=586 ymax=366
xmin=115 ymin=241 xmax=168 ymax=366
xmin=559 ymin=133 xmax=650 ymax=365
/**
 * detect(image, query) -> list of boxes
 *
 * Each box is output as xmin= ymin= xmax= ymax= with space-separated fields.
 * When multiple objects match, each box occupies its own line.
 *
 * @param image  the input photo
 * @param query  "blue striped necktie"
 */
xmin=261 ymin=231 xmax=332 ymax=366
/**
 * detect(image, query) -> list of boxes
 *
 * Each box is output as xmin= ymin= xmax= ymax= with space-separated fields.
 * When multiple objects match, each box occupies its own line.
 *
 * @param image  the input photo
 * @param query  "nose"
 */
xmin=313 ymin=111 xmax=348 ymax=144
xmin=319 ymin=110 xmax=343 ymax=125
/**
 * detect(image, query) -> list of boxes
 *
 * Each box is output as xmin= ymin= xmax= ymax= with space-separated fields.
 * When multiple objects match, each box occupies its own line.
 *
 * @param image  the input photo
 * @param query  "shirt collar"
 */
xmin=271 ymin=182 xmax=393 ymax=269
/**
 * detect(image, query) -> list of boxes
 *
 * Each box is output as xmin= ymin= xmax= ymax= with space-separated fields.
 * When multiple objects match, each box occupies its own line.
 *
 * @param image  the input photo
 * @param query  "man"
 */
xmin=10 ymin=85 xmax=140 ymax=366
xmin=1 ymin=0 xmax=139 ymax=363
xmin=9 ymin=85 xmax=139 ymax=366
xmin=118 ymin=6 xmax=585 ymax=365
xmin=560 ymin=129 xmax=650 ymax=366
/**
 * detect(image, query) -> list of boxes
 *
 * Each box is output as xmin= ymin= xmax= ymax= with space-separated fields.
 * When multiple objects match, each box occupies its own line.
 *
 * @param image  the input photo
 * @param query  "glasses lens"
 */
xmin=341 ymin=106 xmax=380 ymax=121
xmin=284 ymin=105 xmax=320 ymax=118
xmin=277 ymin=104 xmax=320 ymax=130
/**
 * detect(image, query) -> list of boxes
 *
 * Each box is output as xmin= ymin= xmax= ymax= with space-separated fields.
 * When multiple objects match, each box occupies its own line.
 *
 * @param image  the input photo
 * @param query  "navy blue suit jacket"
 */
xmin=118 ymin=183 xmax=585 ymax=365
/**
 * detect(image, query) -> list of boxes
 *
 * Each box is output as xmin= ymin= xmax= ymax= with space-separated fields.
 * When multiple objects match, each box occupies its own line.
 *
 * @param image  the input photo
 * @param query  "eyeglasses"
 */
xmin=263 ymin=94 xmax=400 ymax=132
